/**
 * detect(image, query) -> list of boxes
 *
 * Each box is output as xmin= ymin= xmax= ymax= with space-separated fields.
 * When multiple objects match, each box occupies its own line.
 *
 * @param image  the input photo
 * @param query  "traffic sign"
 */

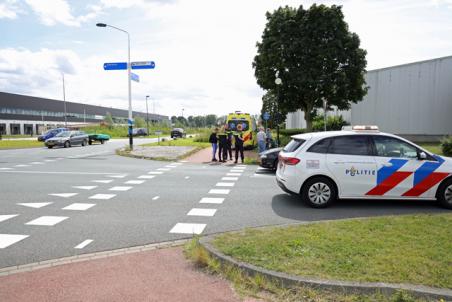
xmin=263 ymin=112 xmax=270 ymax=121
xmin=131 ymin=61 xmax=155 ymax=69
xmin=103 ymin=62 xmax=127 ymax=70
xmin=131 ymin=72 xmax=139 ymax=82
xmin=128 ymin=119 xmax=134 ymax=126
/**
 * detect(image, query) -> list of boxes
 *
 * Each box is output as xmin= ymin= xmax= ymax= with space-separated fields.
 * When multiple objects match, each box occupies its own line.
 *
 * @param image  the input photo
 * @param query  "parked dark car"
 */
xmin=259 ymin=147 xmax=282 ymax=170
xmin=37 ymin=128 xmax=68 ymax=141
xmin=171 ymin=128 xmax=186 ymax=138
xmin=45 ymin=131 xmax=89 ymax=148
xmin=132 ymin=128 xmax=148 ymax=136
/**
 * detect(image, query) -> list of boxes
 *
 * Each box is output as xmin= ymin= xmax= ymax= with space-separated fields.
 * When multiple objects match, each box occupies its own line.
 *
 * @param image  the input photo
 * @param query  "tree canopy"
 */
xmin=253 ymin=4 xmax=368 ymax=130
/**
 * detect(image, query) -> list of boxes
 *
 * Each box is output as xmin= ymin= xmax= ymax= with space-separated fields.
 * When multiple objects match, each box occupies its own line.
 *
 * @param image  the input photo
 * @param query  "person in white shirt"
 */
xmin=257 ymin=127 xmax=266 ymax=153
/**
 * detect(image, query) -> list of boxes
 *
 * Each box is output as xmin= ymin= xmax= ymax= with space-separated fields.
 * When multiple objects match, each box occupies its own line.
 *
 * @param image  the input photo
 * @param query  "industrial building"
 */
xmin=0 ymin=92 xmax=169 ymax=135
xmin=286 ymin=55 xmax=452 ymax=141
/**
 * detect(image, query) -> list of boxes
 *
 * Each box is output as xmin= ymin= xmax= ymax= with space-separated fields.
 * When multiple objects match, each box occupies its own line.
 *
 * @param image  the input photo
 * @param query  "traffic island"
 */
xmin=189 ymin=214 xmax=452 ymax=301
xmin=116 ymin=145 xmax=202 ymax=161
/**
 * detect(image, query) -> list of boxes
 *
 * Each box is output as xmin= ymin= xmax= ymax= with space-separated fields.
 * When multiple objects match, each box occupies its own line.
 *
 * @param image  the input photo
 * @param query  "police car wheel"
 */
xmin=437 ymin=178 xmax=452 ymax=209
xmin=302 ymin=177 xmax=337 ymax=208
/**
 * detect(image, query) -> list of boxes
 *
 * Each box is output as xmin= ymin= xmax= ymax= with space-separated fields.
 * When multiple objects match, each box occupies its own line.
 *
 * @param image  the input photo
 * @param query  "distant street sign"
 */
xmin=131 ymin=72 xmax=140 ymax=82
xmin=103 ymin=62 xmax=127 ymax=70
xmin=128 ymin=119 xmax=134 ymax=126
xmin=131 ymin=61 xmax=155 ymax=70
xmin=263 ymin=112 xmax=270 ymax=121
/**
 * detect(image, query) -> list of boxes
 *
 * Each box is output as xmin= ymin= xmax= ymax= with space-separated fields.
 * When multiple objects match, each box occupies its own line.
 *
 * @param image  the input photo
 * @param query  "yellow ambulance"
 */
xmin=226 ymin=111 xmax=257 ymax=149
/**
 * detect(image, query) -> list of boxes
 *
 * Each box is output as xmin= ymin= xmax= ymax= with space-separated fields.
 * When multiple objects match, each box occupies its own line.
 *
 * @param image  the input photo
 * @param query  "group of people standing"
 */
xmin=257 ymin=127 xmax=273 ymax=153
xmin=209 ymin=125 xmax=245 ymax=163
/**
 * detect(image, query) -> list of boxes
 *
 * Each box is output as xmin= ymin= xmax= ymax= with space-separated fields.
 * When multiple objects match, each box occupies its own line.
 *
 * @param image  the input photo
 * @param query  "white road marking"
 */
xmin=148 ymin=171 xmax=163 ymax=175
xmin=109 ymin=186 xmax=132 ymax=191
xmin=74 ymin=239 xmax=94 ymax=249
xmin=185 ymin=176 xmax=190 ymax=179
xmin=30 ymin=162 xmax=44 ymax=165
xmin=178 ymin=161 xmax=188 ymax=163
xmin=92 ymin=180 xmax=114 ymax=184
xmin=230 ymin=169 xmax=244 ymax=173
xmin=226 ymin=173 xmax=241 ymax=176
xmin=157 ymin=168 xmax=171 ymax=171
xmin=0 ymin=168 xmax=13 ymax=170
xmin=89 ymin=194 xmax=116 ymax=200
xmin=125 ymin=180 xmax=145 ymax=185
xmin=49 ymin=193 xmax=78 ymax=198
xmin=138 ymin=175 xmax=155 ymax=179
xmin=72 ymin=186 xmax=97 ymax=190
xmin=222 ymin=177 xmax=238 ymax=181
xmin=187 ymin=208 xmax=217 ymax=217
xmin=251 ymin=173 xmax=274 ymax=178
xmin=216 ymin=182 xmax=235 ymax=187
xmin=0 ymin=215 xmax=18 ymax=223
xmin=236 ymin=165 xmax=247 ymax=168
xmin=44 ymin=159 xmax=56 ymax=162
xmin=107 ymin=175 xmax=127 ymax=178
xmin=17 ymin=202 xmax=52 ymax=208
xmin=0 ymin=234 xmax=29 ymax=249
xmin=165 ymin=165 xmax=177 ymax=168
xmin=14 ymin=165 xmax=29 ymax=167
xmin=169 ymin=223 xmax=206 ymax=235
xmin=26 ymin=216 xmax=68 ymax=226
xmin=199 ymin=197 xmax=224 ymax=204
xmin=152 ymin=196 xmax=160 ymax=200
xmin=209 ymin=189 xmax=230 ymax=195
xmin=63 ymin=203 xmax=96 ymax=211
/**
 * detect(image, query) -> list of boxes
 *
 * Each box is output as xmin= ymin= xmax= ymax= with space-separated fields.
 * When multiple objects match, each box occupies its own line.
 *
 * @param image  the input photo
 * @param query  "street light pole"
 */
xmin=145 ymin=95 xmax=150 ymax=136
xmin=275 ymin=75 xmax=282 ymax=147
xmin=62 ymin=73 xmax=67 ymax=127
xmin=96 ymin=22 xmax=133 ymax=150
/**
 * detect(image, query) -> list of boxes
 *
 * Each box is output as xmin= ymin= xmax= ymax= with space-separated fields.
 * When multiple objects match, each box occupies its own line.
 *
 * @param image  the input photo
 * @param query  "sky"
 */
xmin=0 ymin=0 xmax=451 ymax=117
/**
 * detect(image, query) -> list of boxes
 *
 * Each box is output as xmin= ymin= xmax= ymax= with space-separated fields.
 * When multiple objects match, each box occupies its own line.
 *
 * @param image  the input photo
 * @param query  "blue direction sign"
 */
xmin=103 ymin=62 xmax=127 ymax=70
xmin=131 ymin=61 xmax=155 ymax=69
xmin=131 ymin=72 xmax=140 ymax=82
xmin=263 ymin=112 xmax=270 ymax=121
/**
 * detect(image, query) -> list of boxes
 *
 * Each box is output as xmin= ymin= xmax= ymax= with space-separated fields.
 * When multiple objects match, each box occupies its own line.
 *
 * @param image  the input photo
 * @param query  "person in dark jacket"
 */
xmin=225 ymin=124 xmax=233 ymax=160
xmin=234 ymin=126 xmax=244 ymax=164
xmin=209 ymin=128 xmax=218 ymax=162
xmin=217 ymin=126 xmax=228 ymax=162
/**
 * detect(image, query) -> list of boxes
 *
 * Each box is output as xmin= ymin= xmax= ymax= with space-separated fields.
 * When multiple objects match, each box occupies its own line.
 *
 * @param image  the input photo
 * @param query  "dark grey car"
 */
xmin=45 ymin=131 xmax=89 ymax=148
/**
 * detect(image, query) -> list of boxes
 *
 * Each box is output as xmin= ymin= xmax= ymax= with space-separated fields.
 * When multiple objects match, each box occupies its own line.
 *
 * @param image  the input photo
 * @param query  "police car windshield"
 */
xmin=283 ymin=139 xmax=305 ymax=152
xmin=228 ymin=120 xmax=249 ymax=131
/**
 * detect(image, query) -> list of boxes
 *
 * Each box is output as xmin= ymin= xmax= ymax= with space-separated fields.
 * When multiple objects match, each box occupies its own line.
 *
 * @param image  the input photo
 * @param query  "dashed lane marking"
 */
xmin=109 ymin=186 xmax=133 ymax=191
xmin=208 ymin=189 xmax=230 ymax=195
xmin=14 ymin=165 xmax=29 ymax=167
xmin=0 ymin=215 xmax=18 ymax=223
xmin=157 ymin=168 xmax=171 ymax=171
xmin=49 ymin=193 xmax=78 ymax=198
xmin=63 ymin=203 xmax=96 ymax=211
xmin=17 ymin=202 xmax=52 ymax=208
xmin=230 ymin=169 xmax=244 ymax=173
xmin=216 ymin=182 xmax=235 ymax=187
xmin=125 ymin=180 xmax=146 ymax=185
xmin=74 ymin=239 xmax=94 ymax=249
xmin=44 ymin=159 xmax=56 ymax=162
xmin=187 ymin=208 xmax=217 ymax=217
xmin=148 ymin=171 xmax=163 ymax=175
xmin=72 ymin=186 xmax=98 ymax=190
xmin=222 ymin=177 xmax=238 ymax=181
xmin=30 ymin=162 xmax=44 ymax=165
xmin=169 ymin=223 xmax=206 ymax=235
xmin=185 ymin=176 xmax=190 ymax=179
xmin=107 ymin=175 xmax=127 ymax=178
xmin=0 ymin=168 xmax=13 ymax=170
xmin=165 ymin=165 xmax=178 ymax=168
xmin=25 ymin=216 xmax=68 ymax=226
xmin=226 ymin=173 xmax=242 ymax=176
xmin=152 ymin=196 xmax=160 ymax=200
xmin=89 ymin=194 xmax=116 ymax=200
xmin=0 ymin=234 xmax=29 ymax=249
xmin=138 ymin=175 xmax=155 ymax=179
xmin=92 ymin=180 xmax=114 ymax=184
xmin=199 ymin=197 xmax=224 ymax=204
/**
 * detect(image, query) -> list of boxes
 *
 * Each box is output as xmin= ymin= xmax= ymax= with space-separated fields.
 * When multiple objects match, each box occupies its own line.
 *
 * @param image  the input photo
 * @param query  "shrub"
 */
xmin=441 ymin=136 xmax=452 ymax=156
xmin=279 ymin=128 xmax=306 ymax=136
xmin=312 ymin=115 xmax=348 ymax=131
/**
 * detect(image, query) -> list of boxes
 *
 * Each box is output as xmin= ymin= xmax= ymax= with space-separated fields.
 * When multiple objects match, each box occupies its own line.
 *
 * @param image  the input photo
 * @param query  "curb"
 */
xmin=200 ymin=236 xmax=452 ymax=301
xmin=0 ymin=239 xmax=189 ymax=277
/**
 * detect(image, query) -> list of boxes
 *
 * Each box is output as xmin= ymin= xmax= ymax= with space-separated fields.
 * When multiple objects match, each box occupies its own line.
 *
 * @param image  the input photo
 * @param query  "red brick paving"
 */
xmin=185 ymin=147 xmax=259 ymax=165
xmin=0 ymin=247 xmax=243 ymax=302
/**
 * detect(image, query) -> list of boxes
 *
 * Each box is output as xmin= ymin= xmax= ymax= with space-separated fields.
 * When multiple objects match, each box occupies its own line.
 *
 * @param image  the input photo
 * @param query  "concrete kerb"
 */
xmin=0 ymin=239 xmax=189 ymax=277
xmin=199 ymin=235 xmax=452 ymax=301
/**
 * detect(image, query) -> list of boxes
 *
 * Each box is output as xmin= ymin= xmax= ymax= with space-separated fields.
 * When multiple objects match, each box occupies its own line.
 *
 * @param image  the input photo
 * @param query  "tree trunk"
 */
xmin=304 ymin=106 xmax=313 ymax=132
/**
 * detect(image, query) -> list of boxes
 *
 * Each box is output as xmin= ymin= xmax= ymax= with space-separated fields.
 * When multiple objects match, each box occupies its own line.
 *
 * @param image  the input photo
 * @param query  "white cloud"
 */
xmin=0 ymin=0 xmax=21 ymax=19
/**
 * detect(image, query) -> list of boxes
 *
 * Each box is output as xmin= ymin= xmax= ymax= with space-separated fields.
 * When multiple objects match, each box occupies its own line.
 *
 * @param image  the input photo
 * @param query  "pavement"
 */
xmin=0 ymin=140 xmax=448 ymax=301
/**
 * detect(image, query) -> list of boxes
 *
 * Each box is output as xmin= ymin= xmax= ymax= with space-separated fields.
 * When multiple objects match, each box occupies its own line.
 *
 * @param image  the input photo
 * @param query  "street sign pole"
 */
xmin=127 ymin=32 xmax=133 ymax=150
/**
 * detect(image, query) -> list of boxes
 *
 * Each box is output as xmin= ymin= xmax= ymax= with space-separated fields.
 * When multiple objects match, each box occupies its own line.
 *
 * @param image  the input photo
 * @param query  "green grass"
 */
xmin=418 ymin=143 xmax=443 ymax=155
xmin=213 ymin=214 xmax=452 ymax=289
xmin=0 ymin=135 xmax=36 ymax=139
xmin=0 ymin=140 xmax=43 ymax=149
xmin=141 ymin=137 xmax=210 ymax=148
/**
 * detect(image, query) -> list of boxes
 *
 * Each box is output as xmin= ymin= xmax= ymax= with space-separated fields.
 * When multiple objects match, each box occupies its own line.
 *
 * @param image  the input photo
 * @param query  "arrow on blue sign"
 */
xmin=103 ymin=61 xmax=155 ymax=71
xmin=103 ymin=62 xmax=127 ymax=70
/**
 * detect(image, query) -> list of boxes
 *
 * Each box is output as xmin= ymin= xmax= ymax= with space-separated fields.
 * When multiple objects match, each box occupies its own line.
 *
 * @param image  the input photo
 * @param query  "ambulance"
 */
xmin=226 ymin=112 xmax=257 ymax=149
xmin=276 ymin=126 xmax=452 ymax=209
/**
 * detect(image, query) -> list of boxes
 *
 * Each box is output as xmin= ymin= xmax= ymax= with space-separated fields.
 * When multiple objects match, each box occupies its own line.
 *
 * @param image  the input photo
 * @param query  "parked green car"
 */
xmin=88 ymin=133 xmax=110 ymax=145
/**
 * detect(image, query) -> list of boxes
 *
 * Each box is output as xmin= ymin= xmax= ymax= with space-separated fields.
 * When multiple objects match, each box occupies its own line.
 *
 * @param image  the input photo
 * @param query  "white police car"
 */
xmin=276 ymin=126 xmax=452 ymax=209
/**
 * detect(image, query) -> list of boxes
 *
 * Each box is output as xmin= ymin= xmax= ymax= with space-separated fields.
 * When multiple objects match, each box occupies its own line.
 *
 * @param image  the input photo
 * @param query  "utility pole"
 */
xmin=62 ymin=73 xmax=67 ymax=127
xmin=145 ymin=95 xmax=150 ymax=136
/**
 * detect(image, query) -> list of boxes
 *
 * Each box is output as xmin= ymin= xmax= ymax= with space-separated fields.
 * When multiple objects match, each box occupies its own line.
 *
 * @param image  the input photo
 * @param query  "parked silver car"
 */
xmin=45 ymin=131 xmax=89 ymax=148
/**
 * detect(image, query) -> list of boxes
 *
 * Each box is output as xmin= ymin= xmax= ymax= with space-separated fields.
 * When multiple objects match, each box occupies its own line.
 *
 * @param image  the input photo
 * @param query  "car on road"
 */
xmin=45 ymin=131 xmax=89 ymax=148
xmin=259 ymin=147 xmax=282 ymax=170
xmin=88 ymin=133 xmax=110 ymax=145
xmin=132 ymin=128 xmax=148 ymax=136
xmin=170 ymin=128 xmax=186 ymax=138
xmin=276 ymin=126 xmax=452 ymax=209
xmin=37 ymin=128 xmax=68 ymax=141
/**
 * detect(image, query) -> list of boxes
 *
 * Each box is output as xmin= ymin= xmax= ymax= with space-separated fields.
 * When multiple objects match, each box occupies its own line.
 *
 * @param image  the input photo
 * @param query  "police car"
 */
xmin=276 ymin=126 xmax=452 ymax=209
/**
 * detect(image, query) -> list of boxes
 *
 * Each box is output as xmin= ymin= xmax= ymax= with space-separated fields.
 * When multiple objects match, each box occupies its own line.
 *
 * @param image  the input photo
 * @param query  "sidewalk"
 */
xmin=0 ymin=246 xmax=246 ymax=302
xmin=185 ymin=147 xmax=259 ymax=164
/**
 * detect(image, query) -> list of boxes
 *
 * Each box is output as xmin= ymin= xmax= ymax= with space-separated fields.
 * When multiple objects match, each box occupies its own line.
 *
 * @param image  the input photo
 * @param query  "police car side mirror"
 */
xmin=418 ymin=152 xmax=427 ymax=160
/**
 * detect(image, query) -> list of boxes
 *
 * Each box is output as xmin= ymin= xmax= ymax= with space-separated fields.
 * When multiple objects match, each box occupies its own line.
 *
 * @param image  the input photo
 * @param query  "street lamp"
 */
xmin=275 ymin=75 xmax=282 ymax=147
xmin=145 ymin=95 xmax=150 ymax=136
xmin=96 ymin=22 xmax=133 ymax=150
xmin=62 ymin=73 xmax=67 ymax=127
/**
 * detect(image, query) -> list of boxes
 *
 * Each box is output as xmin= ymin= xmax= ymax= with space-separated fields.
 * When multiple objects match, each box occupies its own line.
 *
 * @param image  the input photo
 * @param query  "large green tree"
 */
xmin=261 ymin=91 xmax=286 ymax=129
xmin=253 ymin=4 xmax=367 ymax=130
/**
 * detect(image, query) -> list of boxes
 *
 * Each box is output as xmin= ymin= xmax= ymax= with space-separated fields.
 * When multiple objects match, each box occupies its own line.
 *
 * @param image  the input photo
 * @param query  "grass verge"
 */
xmin=418 ymin=143 xmax=443 ymax=155
xmin=141 ymin=137 xmax=210 ymax=148
xmin=0 ymin=140 xmax=43 ymax=149
xmin=212 ymin=214 xmax=452 ymax=290
xmin=184 ymin=237 xmax=427 ymax=302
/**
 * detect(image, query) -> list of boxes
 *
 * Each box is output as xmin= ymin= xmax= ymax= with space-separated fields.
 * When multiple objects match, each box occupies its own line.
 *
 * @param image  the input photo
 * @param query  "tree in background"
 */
xmin=261 ymin=91 xmax=286 ymax=129
xmin=253 ymin=4 xmax=367 ymax=131
xmin=192 ymin=116 xmax=206 ymax=127
xmin=134 ymin=116 xmax=146 ymax=128
xmin=103 ymin=112 xmax=114 ymax=128
xmin=170 ymin=116 xmax=178 ymax=125
xmin=205 ymin=114 xmax=217 ymax=127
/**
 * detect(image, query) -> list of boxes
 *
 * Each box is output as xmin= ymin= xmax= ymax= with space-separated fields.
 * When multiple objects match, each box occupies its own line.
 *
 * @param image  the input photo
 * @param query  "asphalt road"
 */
xmin=0 ymin=139 xmax=448 ymax=268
